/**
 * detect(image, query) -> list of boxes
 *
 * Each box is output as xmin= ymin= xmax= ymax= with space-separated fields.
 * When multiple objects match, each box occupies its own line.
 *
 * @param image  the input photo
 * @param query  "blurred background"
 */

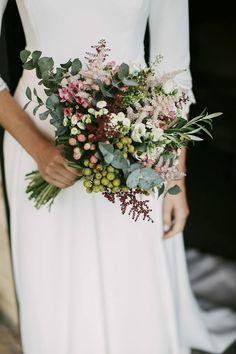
xmin=0 ymin=0 xmax=235 ymax=353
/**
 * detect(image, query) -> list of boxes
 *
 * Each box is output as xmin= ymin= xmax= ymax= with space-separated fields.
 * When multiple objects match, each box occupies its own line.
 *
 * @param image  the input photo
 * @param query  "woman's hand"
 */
xmin=162 ymin=179 xmax=190 ymax=239
xmin=35 ymin=143 xmax=80 ymax=189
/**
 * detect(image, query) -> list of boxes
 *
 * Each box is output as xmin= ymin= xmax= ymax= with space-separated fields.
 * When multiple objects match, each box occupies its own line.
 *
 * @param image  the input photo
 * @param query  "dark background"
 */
xmin=1 ymin=0 xmax=236 ymax=259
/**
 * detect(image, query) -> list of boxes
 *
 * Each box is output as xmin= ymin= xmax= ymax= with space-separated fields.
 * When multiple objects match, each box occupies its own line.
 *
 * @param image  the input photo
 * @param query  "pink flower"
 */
xmin=64 ymin=107 xmax=72 ymax=115
xmin=73 ymin=147 xmax=81 ymax=160
xmin=69 ymin=138 xmax=77 ymax=146
xmin=90 ymin=155 xmax=98 ymax=164
xmin=77 ymin=134 xmax=86 ymax=142
xmin=58 ymin=87 xmax=71 ymax=102
xmin=76 ymin=97 xmax=89 ymax=108
xmin=84 ymin=143 xmax=91 ymax=150
xmin=155 ymin=165 xmax=162 ymax=173
xmin=76 ymin=113 xmax=83 ymax=120
xmin=90 ymin=144 xmax=96 ymax=150
xmin=88 ymin=134 xmax=95 ymax=141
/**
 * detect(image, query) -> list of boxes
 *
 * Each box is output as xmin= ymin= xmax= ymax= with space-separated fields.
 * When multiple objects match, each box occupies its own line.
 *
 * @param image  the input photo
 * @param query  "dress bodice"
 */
xmin=0 ymin=0 xmax=193 ymax=95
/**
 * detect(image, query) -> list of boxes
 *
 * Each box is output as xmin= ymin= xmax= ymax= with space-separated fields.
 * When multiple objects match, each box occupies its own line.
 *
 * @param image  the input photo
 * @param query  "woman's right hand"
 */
xmin=35 ymin=143 xmax=80 ymax=189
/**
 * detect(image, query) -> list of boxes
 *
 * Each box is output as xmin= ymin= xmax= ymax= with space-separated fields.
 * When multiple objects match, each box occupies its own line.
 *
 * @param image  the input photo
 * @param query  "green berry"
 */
xmin=93 ymin=179 xmax=101 ymax=186
xmin=86 ymin=187 xmax=92 ymax=193
xmin=107 ymin=166 xmax=115 ymax=173
xmin=95 ymin=164 xmax=103 ymax=172
xmin=113 ymin=178 xmax=121 ymax=187
xmin=107 ymin=172 xmax=115 ymax=181
xmin=102 ymin=171 xmax=107 ymax=177
xmin=99 ymin=185 xmax=105 ymax=192
xmin=83 ymin=159 xmax=90 ymax=167
xmin=108 ymin=182 xmax=113 ymax=189
xmin=121 ymin=137 xmax=128 ymax=145
xmin=95 ymin=173 xmax=102 ymax=180
xmin=112 ymin=187 xmax=120 ymax=193
xmin=89 ymin=162 xmax=95 ymax=169
xmin=116 ymin=142 xmax=123 ymax=150
xmin=83 ymin=180 xmax=91 ymax=188
xmin=83 ymin=168 xmax=92 ymax=176
xmin=101 ymin=177 xmax=109 ymax=186
xmin=128 ymin=145 xmax=135 ymax=153
xmin=122 ymin=186 xmax=129 ymax=192
xmin=122 ymin=152 xmax=128 ymax=159
xmin=92 ymin=185 xmax=100 ymax=193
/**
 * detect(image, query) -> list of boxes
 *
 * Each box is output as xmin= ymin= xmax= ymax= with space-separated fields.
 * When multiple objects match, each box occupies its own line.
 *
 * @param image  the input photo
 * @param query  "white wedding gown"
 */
xmin=1 ymin=1 xmax=236 ymax=353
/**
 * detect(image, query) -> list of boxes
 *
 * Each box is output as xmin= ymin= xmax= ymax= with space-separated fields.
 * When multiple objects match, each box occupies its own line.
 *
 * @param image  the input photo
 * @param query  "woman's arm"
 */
xmin=149 ymin=0 xmax=192 ymax=238
xmin=0 ymin=89 xmax=79 ymax=188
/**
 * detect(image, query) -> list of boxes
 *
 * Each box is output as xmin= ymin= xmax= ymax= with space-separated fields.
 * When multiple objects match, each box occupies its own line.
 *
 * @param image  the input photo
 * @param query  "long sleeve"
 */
xmin=149 ymin=0 xmax=195 ymax=103
xmin=0 ymin=0 xmax=8 ymax=91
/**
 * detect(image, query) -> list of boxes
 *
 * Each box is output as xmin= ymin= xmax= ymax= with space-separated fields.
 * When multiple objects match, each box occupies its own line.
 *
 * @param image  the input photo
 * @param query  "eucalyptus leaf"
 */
xmin=20 ymin=49 xmax=31 ymax=64
xmin=98 ymin=142 xmax=114 ymax=164
xmin=46 ymin=94 xmax=60 ymax=110
xmin=23 ymin=59 xmax=35 ymax=70
xmin=122 ymin=78 xmax=138 ymax=87
xmin=138 ymin=168 xmax=163 ymax=190
xmin=23 ymin=101 xmax=31 ymax=110
xmin=26 ymin=87 xmax=32 ymax=100
xmin=111 ymin=150 xmax=130 ymax=170
xmin=71 ymin=58 xmax=82 ymax=75
xmin=33 ymin=105 xmax=41 ymax=115
xmin=126 ymin=168 xmax=141 ymax=189
xmin=32 ymin=51 xmax=42 ymax=64
xmin=38 ymin=57 xmax=54 ymax=75
xmin=39 ymin=110 xmax=50 ymax=120
xmin=61 ymin=59 xmax=72 ymax=69
xmin=158 ymin=183 xmax=165 ymax=198
xmin=167 ymin=184 xmax=181 ymax=195
xmin=128 ymin=163 xmax=144 ymax=172
xmin=118 ymin=63 xmax=129 ymax=80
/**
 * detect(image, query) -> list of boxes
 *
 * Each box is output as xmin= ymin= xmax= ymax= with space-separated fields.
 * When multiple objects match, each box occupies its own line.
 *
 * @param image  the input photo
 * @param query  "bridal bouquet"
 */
xmin=21 ymin=40 xmax=220 ymax=222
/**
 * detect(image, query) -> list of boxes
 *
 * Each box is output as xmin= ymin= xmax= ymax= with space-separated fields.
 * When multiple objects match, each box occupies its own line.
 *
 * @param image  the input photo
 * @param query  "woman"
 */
xmin=0 ymin=1 xmax=236 ymax=353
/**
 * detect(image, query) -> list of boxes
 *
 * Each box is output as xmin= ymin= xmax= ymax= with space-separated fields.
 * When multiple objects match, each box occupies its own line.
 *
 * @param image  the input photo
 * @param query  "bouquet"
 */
xmin=21 ymin=39 xmax=220 ymax=222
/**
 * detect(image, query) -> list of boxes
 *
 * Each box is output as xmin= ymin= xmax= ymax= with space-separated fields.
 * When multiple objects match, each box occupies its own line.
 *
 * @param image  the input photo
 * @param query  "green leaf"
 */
xmin=111 ymin=150 xmax=130 ymax=170
xmin=167 ymin=184 xmax=181 ymax=195
xmin=118 ymin=63 xmax=129 ymax=80
xmin=126 ymin=168 xmax=141 ymax=189
xmin=128 ymin=163 xmax=144 ymax=173
xmin=112 ymin=75 xmax=122 ymax=88
xmin=20 ymin=49 xmax=31 ymax=64
xmin=33 ymin=105 xmax=41 ymax=115
xmin=158 ymin=183 xmax=165 ymax=198
xmin=61 ymin=59 xmax=72 ymax=69
xmin=138 ymin=168 xmax=163 ymax=190
xmin=46 ymin=94 xmax=60 ymax=110
xmin=98 ymin=142 xmax=114 ymax=164
xmin=32 ymin=50 xmax=42 ymax=64
xmin=39 ymin=110 xmax=50 ymax=120
xmin=71 ymin=58 xmax=82 ymax=75
xmin=187 ymin=134 xmax=203 ymax=141
xmin=97 ymin=80 xmax=113 ymax=98
xmin=23 ymin=101 xmax=31 ymax=110
xmin=26 ymin=87 xmax=32 ymax=100
xmin=38 ymin=57 xmax=54 ymax=75
xmin=122 ymin=78 xmax=138 ymax=87
xmin=23 ymin=59 xmax=35 ymax=70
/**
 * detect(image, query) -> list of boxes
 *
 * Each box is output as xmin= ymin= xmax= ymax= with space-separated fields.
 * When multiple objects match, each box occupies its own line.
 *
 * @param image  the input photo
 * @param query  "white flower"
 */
xmin=61 ymin=78 xmax=68 ymax=87
xmin=71 ymin=115 xmax=78 ymax=125
xmin=71 ymin=127 xmax=79 ymax=135
xmin=88 ymin=108 xmax=95 ymax=114
xmin=96 ymin=100 xmax=107 ymax=109
xmin=122 ymin=117 xmax=131 ymax=128
xmin=63 ymin=117 xmax=68 ymax=126
xmin=77 ymin=121 xmax=85 ymax=130
xmin=117 ymin=112 xmax=126 ymax=121
xmin=131 ymin=123 xmax=146 ymax=143
xmin=162 ymin=79 xmax=176 ymax=94
xmin=151 ymin=127 xmax=164 ymax=142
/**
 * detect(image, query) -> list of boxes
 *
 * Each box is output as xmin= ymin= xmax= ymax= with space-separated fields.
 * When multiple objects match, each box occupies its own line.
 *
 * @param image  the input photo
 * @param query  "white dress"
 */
xmin=1 ymin=1 xmax=236 ymax=353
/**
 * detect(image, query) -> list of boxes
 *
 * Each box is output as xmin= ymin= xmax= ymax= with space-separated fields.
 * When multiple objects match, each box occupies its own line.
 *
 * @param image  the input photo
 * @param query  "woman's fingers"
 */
xmin=163 ymin=213 xmax=186 ymax=239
